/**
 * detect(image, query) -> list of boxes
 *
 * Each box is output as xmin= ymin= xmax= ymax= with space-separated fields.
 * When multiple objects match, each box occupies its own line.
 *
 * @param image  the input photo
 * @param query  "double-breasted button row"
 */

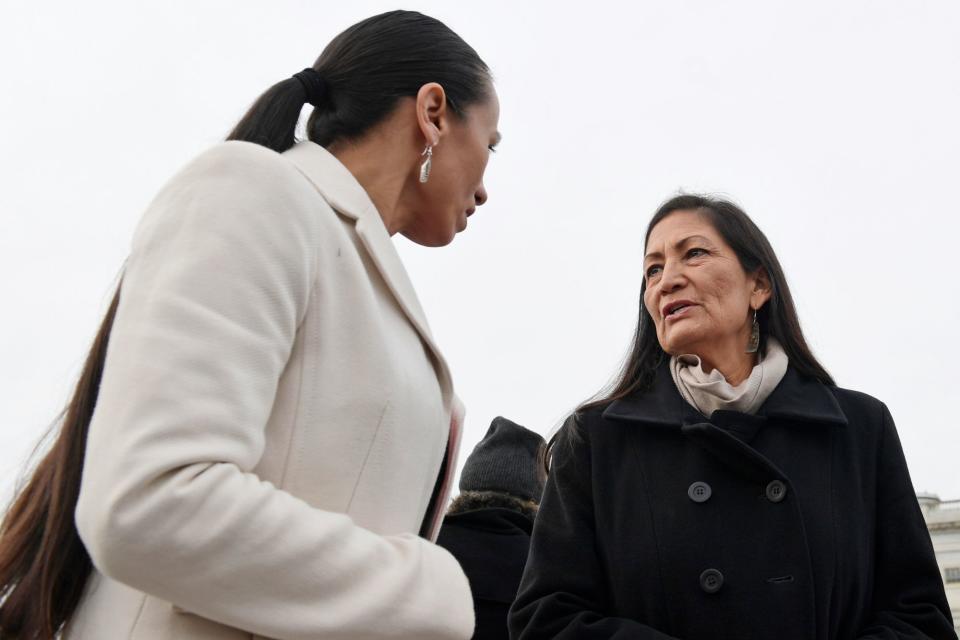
xmin=688 ymin=480 xmax=788 ymax=504
xmin=699 ymin=568 xmax=724 ymax=594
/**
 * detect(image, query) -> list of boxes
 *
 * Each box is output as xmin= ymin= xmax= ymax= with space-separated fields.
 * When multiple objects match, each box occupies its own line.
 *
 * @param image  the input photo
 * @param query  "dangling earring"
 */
xmin=419 ymin=145 xmax=433 ymax=183
xmin=746 ymin=308 xmax=760 ymax=354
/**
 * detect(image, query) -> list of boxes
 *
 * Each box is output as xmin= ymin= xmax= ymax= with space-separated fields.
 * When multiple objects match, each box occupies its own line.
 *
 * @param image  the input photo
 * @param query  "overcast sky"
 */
xmin=2 ymin=1 xmax=959 ymax=506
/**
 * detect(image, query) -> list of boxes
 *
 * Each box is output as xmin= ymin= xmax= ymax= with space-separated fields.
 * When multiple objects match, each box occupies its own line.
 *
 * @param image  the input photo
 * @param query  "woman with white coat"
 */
xmin=0 ymin=10 xmax=500 ymax=640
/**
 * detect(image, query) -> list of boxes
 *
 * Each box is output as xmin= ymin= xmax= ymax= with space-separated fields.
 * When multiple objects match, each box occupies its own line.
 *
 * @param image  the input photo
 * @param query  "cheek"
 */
xmin=435 ymin=154 xmax=471 ymax=200
xmin=702 ymin=273 xmax=748 ymax=325
xmin=422 ymin=161 xmax=459 ymax=208
xmin=643 ymin=290 xmax=660 ymax=325
xmin=458 ymin=135 xmax=490 ymax=186
xmin=645 ymin=291 xmax=674 ymax=349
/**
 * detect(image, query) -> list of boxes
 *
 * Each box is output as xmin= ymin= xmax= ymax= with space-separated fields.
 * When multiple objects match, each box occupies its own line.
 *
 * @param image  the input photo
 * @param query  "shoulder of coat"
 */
xmin=824 ymin=385 xmax=887 ymax=425
xmin=563 ymin=404 xmax=626 ymax=449
xmin=573 ymin=404 xmax=612 ymax=427
xmin=178 ymin=141 xmax=321 ymax=198
xmin=178 ymin=141 xmax=338 ymax=225
xmin=189 ymin=140 xmax=291 ymax=172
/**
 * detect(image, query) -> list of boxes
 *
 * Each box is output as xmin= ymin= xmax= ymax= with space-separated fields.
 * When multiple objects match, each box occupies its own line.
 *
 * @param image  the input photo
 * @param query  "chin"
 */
xmin=662 ymin=328 xmax=703 ymax=356
xmin=401 ymin=228 xmax=456 ymax=248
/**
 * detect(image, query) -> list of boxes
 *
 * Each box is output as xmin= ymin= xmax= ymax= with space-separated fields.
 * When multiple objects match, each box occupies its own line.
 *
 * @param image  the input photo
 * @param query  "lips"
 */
xmin=661 ymin=300 xmax=697 ymax=319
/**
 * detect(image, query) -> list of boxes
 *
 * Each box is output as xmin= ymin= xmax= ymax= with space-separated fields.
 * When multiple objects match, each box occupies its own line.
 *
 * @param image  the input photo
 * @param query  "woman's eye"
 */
xmin=646 ymin=265 xmax=662 ymax=279
xmin=488 ymin=145 xmax=498 ymax=153
xmin=687 ymin=248 xmax=708 ymax=259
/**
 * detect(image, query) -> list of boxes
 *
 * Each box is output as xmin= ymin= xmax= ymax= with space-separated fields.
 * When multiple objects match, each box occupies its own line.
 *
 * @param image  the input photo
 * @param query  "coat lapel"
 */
xmin=602 ymin=362 xmax=848 ymax=429
xmin=604 ymin=362 xmax=848 ymax=480
xmin=602 ymin=362 xmax=701 ymax=427
xmin=282 ymin=141 xmax=454 ymax=406
xmin=760 ymin=367 xmax=848 ymax=426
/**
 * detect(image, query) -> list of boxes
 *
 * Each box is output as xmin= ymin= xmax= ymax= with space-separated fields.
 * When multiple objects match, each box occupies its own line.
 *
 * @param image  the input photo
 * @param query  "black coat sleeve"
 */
xmin=857 ymin=403 xmax=956 ymax=640
xmin=508 ymin=417 xmax=680 ymax=640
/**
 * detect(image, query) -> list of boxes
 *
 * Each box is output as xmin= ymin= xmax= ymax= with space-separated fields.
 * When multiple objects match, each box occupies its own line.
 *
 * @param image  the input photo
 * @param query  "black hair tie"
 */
xmin=293 ymin=68 xmax=327 ymax=107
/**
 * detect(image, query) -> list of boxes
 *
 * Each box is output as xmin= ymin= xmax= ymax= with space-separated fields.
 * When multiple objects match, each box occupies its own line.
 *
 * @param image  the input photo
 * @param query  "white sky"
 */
xmin=2 ymin=1 xmax=959 ymax=506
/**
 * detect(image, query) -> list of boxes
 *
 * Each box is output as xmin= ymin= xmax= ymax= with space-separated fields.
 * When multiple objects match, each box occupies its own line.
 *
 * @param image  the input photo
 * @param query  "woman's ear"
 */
xmin=415 ymin=82 xmax=446 ymax=147
xmin=752 ymin=267 xmax=773 ymax=308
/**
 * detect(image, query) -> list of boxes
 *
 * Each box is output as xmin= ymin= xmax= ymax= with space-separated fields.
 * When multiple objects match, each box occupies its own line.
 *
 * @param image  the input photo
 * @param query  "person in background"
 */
xmin=509 ymin=194 xmax=955 ymax=639
xmin=0 ymin=10 xmax=499 ymax=640
xmin=438 ymin=417 xmax=546 ymax=640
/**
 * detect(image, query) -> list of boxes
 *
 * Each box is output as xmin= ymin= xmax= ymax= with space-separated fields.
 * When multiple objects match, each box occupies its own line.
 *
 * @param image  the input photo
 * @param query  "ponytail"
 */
xmin=226 ymin=76 xmax=314 ymax=153
xmin=0 ymin=287 xmax=120 ymax=639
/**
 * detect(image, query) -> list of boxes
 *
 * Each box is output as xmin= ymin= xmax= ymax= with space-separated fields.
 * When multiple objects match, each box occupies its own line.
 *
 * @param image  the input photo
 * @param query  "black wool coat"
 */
xmin=438 ymin=508 xmax=534 ymax=640
xmin=509 ymin=365 xmax=955 ymax=640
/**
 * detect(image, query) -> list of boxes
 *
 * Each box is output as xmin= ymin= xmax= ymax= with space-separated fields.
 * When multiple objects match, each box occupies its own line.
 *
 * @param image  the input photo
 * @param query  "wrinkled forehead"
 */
xmin=644 ymin=209 xmax=718 ymax=256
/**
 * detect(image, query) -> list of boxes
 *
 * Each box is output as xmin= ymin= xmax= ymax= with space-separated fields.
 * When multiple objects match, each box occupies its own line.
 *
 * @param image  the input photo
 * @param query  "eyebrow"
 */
xmin=644 ymin=234 xmax=713 ymax=262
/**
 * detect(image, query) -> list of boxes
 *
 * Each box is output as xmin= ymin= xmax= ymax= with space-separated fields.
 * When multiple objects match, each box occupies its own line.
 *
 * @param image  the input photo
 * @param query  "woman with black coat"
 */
xmin=509 ymin=195 xmax=955 ymax=640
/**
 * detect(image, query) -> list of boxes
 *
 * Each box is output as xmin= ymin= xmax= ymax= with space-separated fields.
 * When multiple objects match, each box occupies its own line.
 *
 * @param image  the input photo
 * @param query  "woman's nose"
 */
xmin=474 ymin=184 xmax=488 ymax=207
xmin=659 ymin=262 xmax=685 ymax=293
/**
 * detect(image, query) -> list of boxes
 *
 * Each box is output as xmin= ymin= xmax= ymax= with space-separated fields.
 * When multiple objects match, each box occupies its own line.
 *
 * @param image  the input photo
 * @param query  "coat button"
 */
xmin=687 ymin=481 xmax=712 ymax=503
xmin=700 ymin=568 xmax=724 ymax=594
xmin=766 ymin=480 xmax=787 ymax=503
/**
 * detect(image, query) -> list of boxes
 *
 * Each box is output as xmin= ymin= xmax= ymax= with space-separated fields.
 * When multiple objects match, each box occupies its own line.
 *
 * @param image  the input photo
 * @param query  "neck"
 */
xmin=697 ymin=344 xmax=758 ymax=387
xmin=326 ymin=112 xmax=420 ymax=236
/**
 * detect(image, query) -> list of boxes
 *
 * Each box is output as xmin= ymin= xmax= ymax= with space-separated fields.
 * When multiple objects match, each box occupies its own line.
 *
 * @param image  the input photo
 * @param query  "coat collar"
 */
xmin=282 ymin=141 xmax=454 ymax=406
xmin=603 ymin=361 xmax=848 ymax=428
xmin=444 ymin=507 xmax=534 ymax=536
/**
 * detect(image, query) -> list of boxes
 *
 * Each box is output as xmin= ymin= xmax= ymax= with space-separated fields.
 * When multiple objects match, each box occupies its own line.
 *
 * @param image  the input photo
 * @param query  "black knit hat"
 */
xmin=458 ymin=417 xmax=546 ymax=501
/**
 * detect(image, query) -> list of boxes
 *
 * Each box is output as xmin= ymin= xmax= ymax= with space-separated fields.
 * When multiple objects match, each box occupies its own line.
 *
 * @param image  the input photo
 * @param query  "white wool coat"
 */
xmin=67 ymin=140 xmax=474 ymax=639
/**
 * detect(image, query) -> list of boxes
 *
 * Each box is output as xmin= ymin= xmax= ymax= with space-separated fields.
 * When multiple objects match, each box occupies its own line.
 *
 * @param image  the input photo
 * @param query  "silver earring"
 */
xmin=746 ymin=308 xmax=760 ymax=354
xmin=419 ymin=145 xmax=433 ymax=183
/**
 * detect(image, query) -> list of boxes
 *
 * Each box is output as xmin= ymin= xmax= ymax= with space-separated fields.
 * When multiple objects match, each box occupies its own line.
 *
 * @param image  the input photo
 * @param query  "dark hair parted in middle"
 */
xmin=228 ymin=10 xmax=493 ymax=152
xmin=546 ymin=194 xmax=834 ymax=471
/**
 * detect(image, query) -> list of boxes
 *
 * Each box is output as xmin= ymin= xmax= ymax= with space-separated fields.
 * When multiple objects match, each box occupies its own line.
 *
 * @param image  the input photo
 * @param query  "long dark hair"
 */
xmin=546 ymin=194 xmax=833 ymax=470
xmin=0 ymin=288 xmax=120 ymax=639
xmin=0 ymin=10 xmax=490 ymax=639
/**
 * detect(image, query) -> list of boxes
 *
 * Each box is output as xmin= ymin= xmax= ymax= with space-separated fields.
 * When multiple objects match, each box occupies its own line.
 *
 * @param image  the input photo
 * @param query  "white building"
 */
xmin=919 ymin=494 xmax=960 ymax=632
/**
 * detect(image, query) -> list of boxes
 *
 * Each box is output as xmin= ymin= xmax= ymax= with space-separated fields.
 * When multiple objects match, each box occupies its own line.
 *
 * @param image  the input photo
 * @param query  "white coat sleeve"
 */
xmin=75 ymin=141 xmax=474 ymax=640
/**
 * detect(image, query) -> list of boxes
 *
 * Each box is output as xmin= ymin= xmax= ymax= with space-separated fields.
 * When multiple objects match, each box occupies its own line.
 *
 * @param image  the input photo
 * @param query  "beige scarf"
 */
xmin=669 ymin=338 xmax=789 ymax=417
